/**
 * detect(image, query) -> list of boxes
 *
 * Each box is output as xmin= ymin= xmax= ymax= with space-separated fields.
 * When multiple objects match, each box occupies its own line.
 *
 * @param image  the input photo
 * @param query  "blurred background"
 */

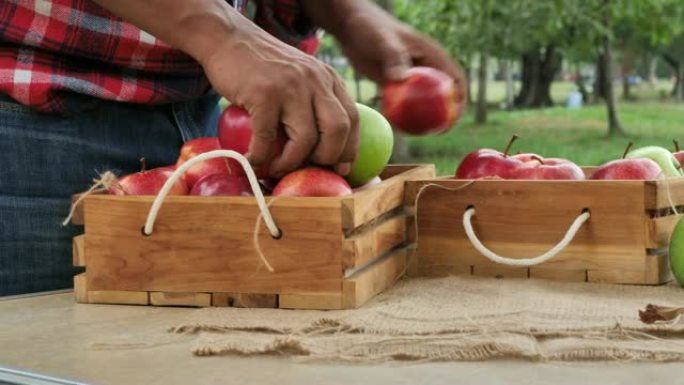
xmin=316 ymin=0 xmax=684 ymax=175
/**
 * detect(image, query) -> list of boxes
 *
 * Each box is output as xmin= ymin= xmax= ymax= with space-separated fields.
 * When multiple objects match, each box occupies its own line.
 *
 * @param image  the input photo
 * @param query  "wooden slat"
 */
xmin=87 ymin=290 xmax=149 ymax=305
xmin=342 ymin=214 xmax=406 ymax=269
xmin=472 ymin=264 xmax=529 ymax=279
xmin=529 ymin=268 xmax=587 ymax=282
xmin=410 ymin=179 xmax=651 ymax=275
xmin=72 ymin=235 xmax=85 ymax=267
xmin=341 ymin=249 xmax=407 ymax=309
xmin=645 ymin=252 xmax=672 ymax=284
xmin=212 ymin=293 xmax=278 ymax=308
xmin=150 ymin=292 xmax=211 ymax=307
xmin=73 ymin=273 xmax=88 ymax=303
xmin=646 ymin=214 xmax=683 ymax=249
xmin=381 ymin=164 xmax=435 ymax=180
xmin=342 ymin=165 xmax=435 ymax=232
xmin=279 ymin=292 xmax=342 ymax=310
xmin=84 ymin=196 xmax=344 ymax=294
xmin=646 ymin=179 xmax=684 ymax=211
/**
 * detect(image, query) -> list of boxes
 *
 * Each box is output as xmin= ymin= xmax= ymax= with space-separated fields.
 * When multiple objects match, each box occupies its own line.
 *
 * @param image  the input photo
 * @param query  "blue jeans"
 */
xmin=0 ymin=94 xmax=220 ymax=296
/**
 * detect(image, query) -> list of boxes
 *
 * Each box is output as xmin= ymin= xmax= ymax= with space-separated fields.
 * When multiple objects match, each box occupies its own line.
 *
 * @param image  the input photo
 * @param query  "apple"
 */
xmin=109 ymin=160 xmax=188 ymax=196
xmin=273 ymin=167 xmax=352 ymax=197
xmin=673 ymin=140 xmax=684 ymax=166
xmin=382 ymin=66 xmax=464 ymax=135
xmin=218 ymin=105 xmax=285 ymax=178
xmin=670 ymin=216 xmax=684 ymax=286
xmin=589 ymin=158 xmax=663 ymax=180
xmin=510 ymin=155 xmax=585 ymax=180
xmin=625 ymin=145 xmax=683 ymax=178
xmin=177 ymin=137 xmax=230 ymax=188
xmin=455 ymin=135 xmax=522 ymax=179
xmin=190 ymin=173 xmax=253 ymax=196
xmin=346 ymin=103 xmax=394 ymax=187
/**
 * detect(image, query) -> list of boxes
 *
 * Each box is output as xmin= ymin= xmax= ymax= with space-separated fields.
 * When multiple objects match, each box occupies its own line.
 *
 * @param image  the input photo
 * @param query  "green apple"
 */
xmin=626 ymin=146 xmax=683 ymax=178
xmin=670 ymin=216 xmax=684 ymax=286
xmin=346 ymin=103 xmax=394 ymax=187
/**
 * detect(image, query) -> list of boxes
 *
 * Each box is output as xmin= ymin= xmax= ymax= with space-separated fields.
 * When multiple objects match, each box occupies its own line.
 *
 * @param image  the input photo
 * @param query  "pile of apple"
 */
xmin=107 ymin=103 xmax=394 ymax=198
xmin=455 ymin=136 xmax=684 ymax=181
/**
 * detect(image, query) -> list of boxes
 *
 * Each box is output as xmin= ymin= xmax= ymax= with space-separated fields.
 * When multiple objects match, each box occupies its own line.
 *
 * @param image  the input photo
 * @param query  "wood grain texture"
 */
xmin=342 ymin=165 xmax=435 ymax=232
xmin=646 ymin=178 xmax=684 ymax=211
xmin=73 ymin=273 xmax=88 ymax=303
xmin=84 ymin=196 xmax=344 ymax=294
xmin=341 ymin=248 xmax=407 ymax=309
xmin=529 ymin=268 xmax=587 ymax=282
xmin=72 ymin=235 xmax=85 ymax=267
xmin=279 ymin=292 xmax=342 ymax=310
xmin=645 ymin=252 xmax=672 ymax=284
xmin=212 ymin=293 xmax=278 ymax=308
xmin=646 ymin=214 xmax=683 ymax=249
xmin=413 ymin=264 xmax=471 ymax=277
xmin=150 ymin=292 xmax=211 ymax=307
xmin=472 ymin=264 xmax=529 ymax=279
xmin=411 ymin=179 xmax=651 ymax=275
xmin=342 ymin=214 xmax=406 ymax=270
xmin=87 ymin=290 xmax=149 ymax=305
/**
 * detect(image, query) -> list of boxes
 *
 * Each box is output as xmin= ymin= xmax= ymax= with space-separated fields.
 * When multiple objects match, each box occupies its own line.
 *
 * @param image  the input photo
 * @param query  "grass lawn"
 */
xmin=403 ymin=102 xmax=684 ymax=175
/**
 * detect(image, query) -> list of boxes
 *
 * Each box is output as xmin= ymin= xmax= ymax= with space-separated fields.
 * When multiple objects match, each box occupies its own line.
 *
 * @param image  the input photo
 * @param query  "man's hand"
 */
xmin=302 ymin=0 xmax=467 ymax=94
xmin=93 ymin=0 xmax=358 ymax=177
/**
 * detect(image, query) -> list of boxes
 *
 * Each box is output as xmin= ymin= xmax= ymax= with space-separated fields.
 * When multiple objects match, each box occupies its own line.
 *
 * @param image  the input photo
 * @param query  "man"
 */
xmin=0 ymin=0 xmax=464 ymax=296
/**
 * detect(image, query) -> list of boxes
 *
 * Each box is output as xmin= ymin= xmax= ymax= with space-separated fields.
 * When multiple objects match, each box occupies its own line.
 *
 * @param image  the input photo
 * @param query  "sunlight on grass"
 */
xmin=404 ymin=102 xmax=684 ymax=175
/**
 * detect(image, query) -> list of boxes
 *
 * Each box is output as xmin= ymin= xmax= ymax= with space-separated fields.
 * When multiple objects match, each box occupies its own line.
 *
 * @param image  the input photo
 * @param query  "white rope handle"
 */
xmin=462 ymin=207 xmax=590 ymax=267
xmin=143 ymin=150 xmax=281 ymax=238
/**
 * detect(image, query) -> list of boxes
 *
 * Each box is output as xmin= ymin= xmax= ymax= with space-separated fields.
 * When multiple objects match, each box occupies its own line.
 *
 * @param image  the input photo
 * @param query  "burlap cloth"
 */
xmin=151 ymin=276 xmax=684 ymax=362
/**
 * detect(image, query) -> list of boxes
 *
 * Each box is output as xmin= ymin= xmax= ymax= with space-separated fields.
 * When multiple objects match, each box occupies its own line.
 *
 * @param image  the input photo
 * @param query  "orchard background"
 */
xmin=313 ymin=0 xmax=684 ymax=175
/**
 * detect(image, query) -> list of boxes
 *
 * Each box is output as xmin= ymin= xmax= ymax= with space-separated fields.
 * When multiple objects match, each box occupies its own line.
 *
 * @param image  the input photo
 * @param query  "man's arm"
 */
xmin=93 ymin=0 xmax=359 ymax=177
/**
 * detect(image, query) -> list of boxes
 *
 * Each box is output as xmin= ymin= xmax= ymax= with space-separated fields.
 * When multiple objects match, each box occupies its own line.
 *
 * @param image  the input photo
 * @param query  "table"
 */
xmin=1 ymin=292 xmax=681 ymax=385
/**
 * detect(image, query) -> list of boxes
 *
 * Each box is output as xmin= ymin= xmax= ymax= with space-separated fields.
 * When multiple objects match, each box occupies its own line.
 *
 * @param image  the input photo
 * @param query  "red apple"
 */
xmin=455 ymin=136 xmax=522 ymax=179
xmin=190 ymin=173 xmax=253 ymax=196
xmin=109 ymin=163 xmax=188 ymax=196
xmin=590 ymin=158 xmax=663 ymax=180
xmin=218 ymin=105 xmax=285 ymax=178
xmin=382 ymin=66 xmax=465 ymax=135
xmin=176 ymin=137 xmax=230 ymax=188
xmin=673 ymin=139 xmax=684 ymax=166
xmin=510 ymin=154 xmax=585 ymax=180
xmin=272 ymin=167 xmax=352 ymax=197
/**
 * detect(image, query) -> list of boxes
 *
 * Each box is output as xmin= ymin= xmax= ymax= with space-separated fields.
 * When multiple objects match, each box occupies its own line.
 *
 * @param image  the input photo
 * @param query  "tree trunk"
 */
xmin=594 ymin=56 xmax=607 ymax=102
xmin=648 ymin=56 xmax=658 ymax=89
xmin=503 ymin=59 xmax=514 ymax=108
xmin=662 ymin=53 xmax=681 ymax=99
xmin=476 ymin=54 xmax=488 ymax=124
xmin=513 ymin=46 xmax=560 ymax=108
xmin=575 ymin=66 xmax=589 ymax=103
xmin=601 ymin=3 xmax=625 ymax=136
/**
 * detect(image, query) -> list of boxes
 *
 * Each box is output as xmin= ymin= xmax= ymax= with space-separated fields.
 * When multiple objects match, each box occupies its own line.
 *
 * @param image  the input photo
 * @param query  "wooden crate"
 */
xmin=405 ymin=173 xmax=684 ymax=284
xmin=72 ymin=164 xmax=435 ymax=309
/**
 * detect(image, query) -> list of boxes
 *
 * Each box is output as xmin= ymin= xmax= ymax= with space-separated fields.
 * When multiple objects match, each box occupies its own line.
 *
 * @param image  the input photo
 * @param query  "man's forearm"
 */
xmin=300 ymin=0 xmax=385 ymax=39
xmin=93 ymin=0 xmax=241 ymax=64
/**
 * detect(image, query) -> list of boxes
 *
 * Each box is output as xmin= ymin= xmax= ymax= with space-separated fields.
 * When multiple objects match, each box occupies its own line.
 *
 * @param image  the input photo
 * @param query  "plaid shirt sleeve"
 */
xmin=0 ymin=0 xmax=318 ymax=115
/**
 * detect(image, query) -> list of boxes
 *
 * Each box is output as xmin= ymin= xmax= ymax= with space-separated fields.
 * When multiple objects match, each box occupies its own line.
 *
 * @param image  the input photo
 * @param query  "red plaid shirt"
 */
xmin=0 ymin=0 xmax=318 ymax=114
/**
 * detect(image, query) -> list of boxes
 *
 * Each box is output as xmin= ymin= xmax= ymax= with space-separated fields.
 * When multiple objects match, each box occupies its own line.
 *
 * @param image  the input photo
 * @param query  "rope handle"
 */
xmin=143 ymin=150 xmax=281 ymax=238
xmin=462 ymin=206 xmax=591 ymax=267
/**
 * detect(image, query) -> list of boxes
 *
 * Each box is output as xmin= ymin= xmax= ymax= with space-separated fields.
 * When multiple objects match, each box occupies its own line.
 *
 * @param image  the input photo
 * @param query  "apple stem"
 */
xmin=503 ymin=134 xmax=519 ymax=157
xmin=530 ymin=155 xmax=545 ymax=165
xmin=674 ymin=139 xmax=680 ymax=153
xmin=622 ymin=142 xmax=633 ymax=159
xmin=139 ymin=157 xmax=146 ymax=173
